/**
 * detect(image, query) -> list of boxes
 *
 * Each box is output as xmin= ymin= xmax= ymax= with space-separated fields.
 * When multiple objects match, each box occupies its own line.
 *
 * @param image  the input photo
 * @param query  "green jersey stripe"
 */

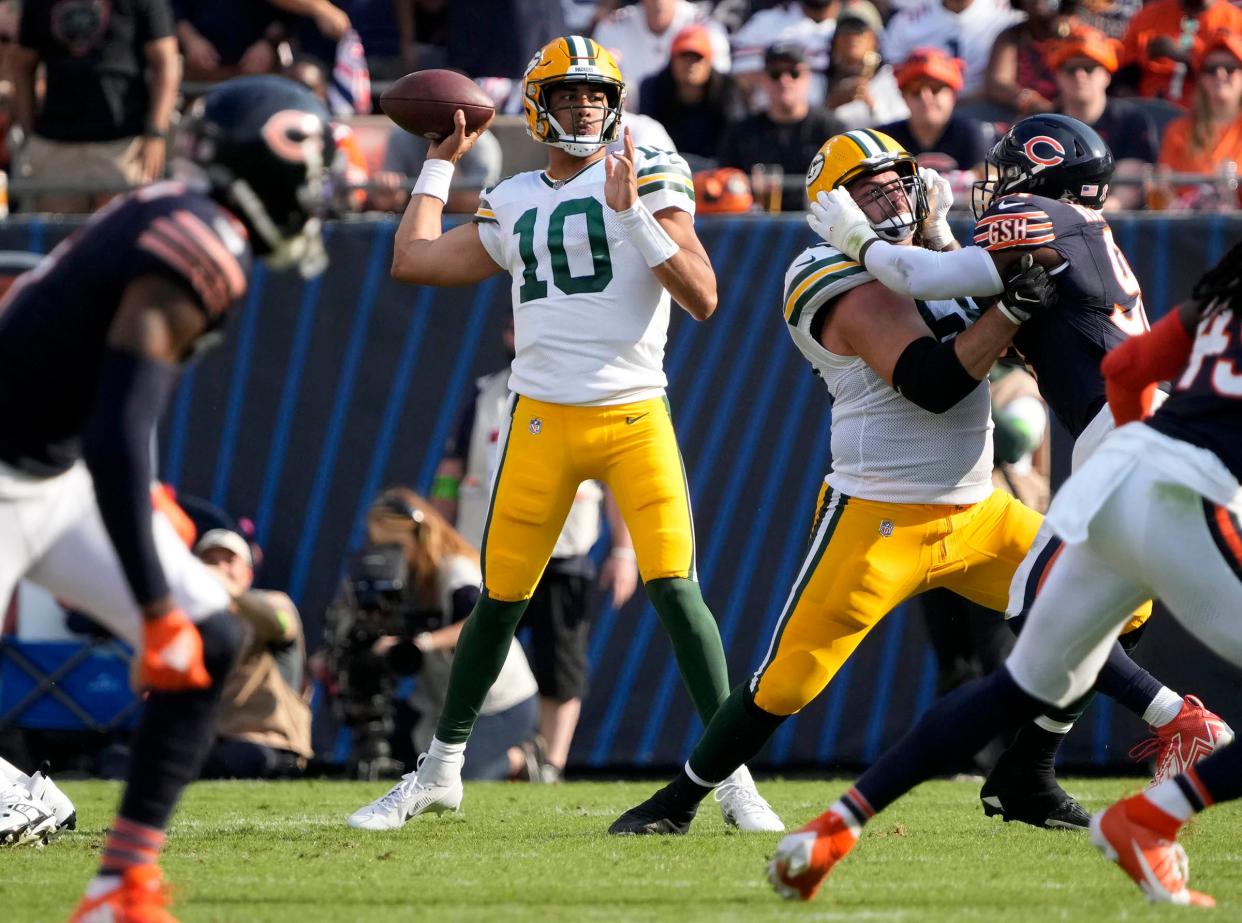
xmin=788 ymin=265 xmax=867 ymax=326
xmin=637 ymin=161 xmax=693 ymax=180
xmin=638 ymin=180 xmax=695 ymax=200
xmin=785 ymin=255 xmax=859 ymax=299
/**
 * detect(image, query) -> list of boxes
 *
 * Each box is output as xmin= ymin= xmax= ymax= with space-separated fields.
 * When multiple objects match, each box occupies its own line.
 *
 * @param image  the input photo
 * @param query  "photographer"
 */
xmin=326 ymin=489 xmax=541 ymax=782
xmin=195 ymin=530 xmax=313 ymax=780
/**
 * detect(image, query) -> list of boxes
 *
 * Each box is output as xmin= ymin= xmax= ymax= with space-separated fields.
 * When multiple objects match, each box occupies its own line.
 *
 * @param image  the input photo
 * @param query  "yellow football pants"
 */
xmin=480 ymin=394 xmax=696 ymax=601
xmin=751 ymin=484 xmax=1043 ymax=716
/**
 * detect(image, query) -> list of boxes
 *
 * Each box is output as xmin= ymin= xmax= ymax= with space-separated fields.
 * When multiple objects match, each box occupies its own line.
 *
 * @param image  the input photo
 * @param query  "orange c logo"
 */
xmin=261 ymin=110 xmax=326 ymax=165
xmin=1022 ymin=135 xmax=1066 ymax=168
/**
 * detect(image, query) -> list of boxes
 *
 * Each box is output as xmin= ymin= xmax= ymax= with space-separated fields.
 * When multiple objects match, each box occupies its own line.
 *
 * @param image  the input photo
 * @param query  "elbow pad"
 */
xmin=892 ymin=336 xmax=982 ymax=414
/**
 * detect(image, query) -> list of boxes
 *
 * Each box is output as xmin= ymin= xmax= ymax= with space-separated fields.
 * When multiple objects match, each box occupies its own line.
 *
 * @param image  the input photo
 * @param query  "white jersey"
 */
xmin=881 ymin=0 xmax=1025 ymax=97
xmin=474 ymin=147 xmax=695 ymax=405
xmin=782 ymin=243 xmax=994 ymax=504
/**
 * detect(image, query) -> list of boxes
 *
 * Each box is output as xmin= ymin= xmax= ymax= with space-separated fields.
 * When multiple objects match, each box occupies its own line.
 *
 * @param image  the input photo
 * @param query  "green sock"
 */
xmin=645 ymin=577 xmax=730 ymax=722
xmin=686 ymin=683 xmax=786 ymax=787
xmin=434 ymin=592 xmax=529 ymax=744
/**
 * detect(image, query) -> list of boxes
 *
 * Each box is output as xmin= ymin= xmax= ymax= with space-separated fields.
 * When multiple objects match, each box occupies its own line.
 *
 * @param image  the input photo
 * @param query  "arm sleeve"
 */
xmin=81 ymin=349 xmax=181 ymax=607
xmin=860 ymin=240 xmax=1004 ymax=300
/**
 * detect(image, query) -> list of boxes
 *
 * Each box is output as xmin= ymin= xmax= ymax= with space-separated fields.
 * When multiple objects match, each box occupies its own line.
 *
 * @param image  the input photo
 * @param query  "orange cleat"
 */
xmin=766 ymin=808 xmax=860 ymax=901
xmin=67 ymin=866 xmax=179 ymax=922
xmin=138 ymin=610 xmax=210 ymax=692
xmin=1090 ymin=795 xmax=1215 ymax=907
xmin=1130 ymin=695 xmax=1234 ymax=786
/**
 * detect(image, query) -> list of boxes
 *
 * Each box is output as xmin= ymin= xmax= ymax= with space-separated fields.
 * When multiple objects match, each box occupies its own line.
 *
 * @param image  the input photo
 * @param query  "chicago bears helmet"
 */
xmin=972 ymin=113 xmax=1115 ymax=218
xmin=805 ymin=129 xmax=928 ymax=242
xmin=174 ymin=75 xmax=338 ymax=277
xmin=521 ymin=35 xmax=626 ymax=157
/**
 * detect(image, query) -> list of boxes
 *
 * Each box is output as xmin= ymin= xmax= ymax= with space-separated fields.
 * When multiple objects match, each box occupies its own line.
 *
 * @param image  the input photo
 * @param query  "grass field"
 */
xmin=5 ymin=777 xmax=1239 ymax=922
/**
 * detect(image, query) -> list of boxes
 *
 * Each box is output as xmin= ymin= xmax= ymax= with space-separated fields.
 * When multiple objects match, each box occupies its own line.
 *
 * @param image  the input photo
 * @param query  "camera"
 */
xmin=325 ymin=543 xmax=442 ymax=780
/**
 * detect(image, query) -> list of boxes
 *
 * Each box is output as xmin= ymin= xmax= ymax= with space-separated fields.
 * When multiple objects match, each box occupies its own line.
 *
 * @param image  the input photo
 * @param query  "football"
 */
xmin=379 ymin=69 xmax=496 ymax=141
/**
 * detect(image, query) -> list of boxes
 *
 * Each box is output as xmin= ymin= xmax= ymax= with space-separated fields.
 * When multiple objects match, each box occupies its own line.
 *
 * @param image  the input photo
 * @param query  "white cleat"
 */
xmin=348 ymin=771 xmax=463 ymax=831
xmin=1 ymin=784 xmax=57 ymax=846
xmin=27 ymin=765 xmax=76 ymax=835
xmin=714 ymin=765 xmax=784 ymax=832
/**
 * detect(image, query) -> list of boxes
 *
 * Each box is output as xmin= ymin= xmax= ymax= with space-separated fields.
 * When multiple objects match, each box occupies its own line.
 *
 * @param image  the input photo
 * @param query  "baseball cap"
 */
xmin=194 ymin=529 xmax=254 ymax=567
xmin=836 ymin=2 xmax=883 ymax=34
xmin=1195 ymin=27 xmax=1242 ymax=72
xmin=671 ymin=24 xmax=713 ymax=62
xmin=1045 ymin=26 xmax=1120 ymax=74
xmin=765 ymin=41 xmax=807 ymax=68
xmin=895 ymin=47 xmax=966 ymax=92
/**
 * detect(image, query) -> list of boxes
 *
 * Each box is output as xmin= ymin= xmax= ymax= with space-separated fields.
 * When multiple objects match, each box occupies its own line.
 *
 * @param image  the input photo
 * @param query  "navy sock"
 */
xmin=1092 ymin=626 xmax=1164 ymax=721
xmin=855 ymin=667 xmax=1046 ymax=815
xmin=1187 ymin=740 xmax=1242 ymax=805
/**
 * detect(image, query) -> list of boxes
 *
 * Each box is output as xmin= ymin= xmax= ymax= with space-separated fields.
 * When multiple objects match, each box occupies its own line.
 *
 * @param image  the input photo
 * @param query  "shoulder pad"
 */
xmin=783 ymin=245 xmax=871 ymax=326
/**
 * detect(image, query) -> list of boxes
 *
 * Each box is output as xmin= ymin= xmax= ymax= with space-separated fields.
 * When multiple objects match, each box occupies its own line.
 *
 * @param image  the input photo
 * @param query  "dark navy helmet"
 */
xmin=972 ymin=113 xmax=1115 ymax=218
xmin=175 ymin=75 xmax=338 ymax=277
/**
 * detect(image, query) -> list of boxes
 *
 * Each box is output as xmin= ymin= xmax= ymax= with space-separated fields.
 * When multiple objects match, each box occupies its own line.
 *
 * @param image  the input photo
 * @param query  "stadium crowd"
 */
xmin=0 ymin=0 xmax=1239 ymax=214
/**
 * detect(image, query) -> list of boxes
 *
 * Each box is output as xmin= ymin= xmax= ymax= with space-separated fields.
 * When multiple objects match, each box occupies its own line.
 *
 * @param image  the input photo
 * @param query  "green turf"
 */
xmin=5 ymin=778 xmax=1238 ymax=921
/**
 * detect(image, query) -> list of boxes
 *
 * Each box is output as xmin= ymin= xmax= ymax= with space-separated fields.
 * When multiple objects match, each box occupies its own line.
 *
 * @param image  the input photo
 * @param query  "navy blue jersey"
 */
xmin=1149 ymin=307 xmax=1242 ymax=479
xmin=974 ymin=193 xmax=1148 ymax=438
xmin=0 ymin=183 xmax=252 ymax=476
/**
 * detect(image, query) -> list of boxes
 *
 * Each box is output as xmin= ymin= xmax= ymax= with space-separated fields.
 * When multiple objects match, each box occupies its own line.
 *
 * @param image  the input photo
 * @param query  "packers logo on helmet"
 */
xmin=806 ymin=129 xmax=928 ymax=242
xmin=522 ymin=35 xmax=626 ymax=157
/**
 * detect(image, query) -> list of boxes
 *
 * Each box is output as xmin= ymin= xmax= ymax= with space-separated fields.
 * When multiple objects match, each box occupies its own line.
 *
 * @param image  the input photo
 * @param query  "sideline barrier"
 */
xmin=1 ymin=213 xmax=1238 ymax=771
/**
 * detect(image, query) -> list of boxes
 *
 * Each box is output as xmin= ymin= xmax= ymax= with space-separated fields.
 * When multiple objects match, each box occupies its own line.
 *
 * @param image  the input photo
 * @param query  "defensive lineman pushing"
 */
xmin=0 ymin=76 xmax=336 ymax=920
xmin=348 ymin=36 xmax=780 ymax=832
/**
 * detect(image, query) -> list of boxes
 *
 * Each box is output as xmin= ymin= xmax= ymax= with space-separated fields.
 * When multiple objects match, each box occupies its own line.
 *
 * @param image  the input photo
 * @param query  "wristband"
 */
xmin=995 ymin=301 xmax=1026 ymax=326
xmin=615 ymin=201 xmax=679 ymax=267
xmin=609 ymin=546 xmax=637 ymax=561
xmin=412 ymin=159 xmax=455 ymax=204
xmin=430 ymin=473 xmax=460 ymax=501
xmin=920 ymin=219 xmax=954 ymax=251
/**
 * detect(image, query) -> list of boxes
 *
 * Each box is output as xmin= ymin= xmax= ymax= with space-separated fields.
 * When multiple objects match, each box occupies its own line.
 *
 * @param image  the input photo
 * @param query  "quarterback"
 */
xmin=611 ymin=129 xmax=1056 ymax=836
xmin=348 ymin=36 xmax=780 ymax=832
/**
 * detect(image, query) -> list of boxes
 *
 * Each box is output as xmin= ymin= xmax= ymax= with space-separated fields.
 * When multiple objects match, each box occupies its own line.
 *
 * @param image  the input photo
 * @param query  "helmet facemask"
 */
xmin=528 ymin=78 xmax=624 ymax=157
xmin=848 ymin=165 xmax=928 ymax=243
xmin=971 ymin=158 xmax=1028 ymax=219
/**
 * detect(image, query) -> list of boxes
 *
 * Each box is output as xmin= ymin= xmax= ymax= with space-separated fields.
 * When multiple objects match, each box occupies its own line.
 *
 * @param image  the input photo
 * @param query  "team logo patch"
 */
xmin=806 ymin=152 xmax=825 ymax=187
xmin=529 ymin=416 xmax=542 ymax=435
xmin=1021 ymin=135 xmax=1066 ymax=169
xmin=878 ymin=519 xmax=895 ymax=537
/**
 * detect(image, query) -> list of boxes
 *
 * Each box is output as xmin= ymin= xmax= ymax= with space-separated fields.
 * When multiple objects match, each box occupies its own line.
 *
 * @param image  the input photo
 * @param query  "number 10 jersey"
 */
xmin=473 ymin=147 xmax=696 ymax=406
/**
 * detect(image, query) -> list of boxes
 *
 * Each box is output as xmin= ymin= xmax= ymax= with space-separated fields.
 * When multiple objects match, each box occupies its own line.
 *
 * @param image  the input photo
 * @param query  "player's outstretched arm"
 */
xmin=391 ymin=109 xmax=504 ymax=287
xmin=84 ymin=275 xmax=207 ymax=622
xmin=605 ymin=128 xmax=716 ymax=320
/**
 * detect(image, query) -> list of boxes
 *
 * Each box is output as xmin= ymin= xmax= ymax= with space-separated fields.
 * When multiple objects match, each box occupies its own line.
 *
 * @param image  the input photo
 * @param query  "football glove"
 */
xmin=917 ymin=166 xmax=954 ymax=250
xmin=996 ymin=254 xmax=1057 ymax=325
xmin=807 ymin=189 xmax=877 ymax=261
xmin=137 ymin=609 xmax=211 ymax=692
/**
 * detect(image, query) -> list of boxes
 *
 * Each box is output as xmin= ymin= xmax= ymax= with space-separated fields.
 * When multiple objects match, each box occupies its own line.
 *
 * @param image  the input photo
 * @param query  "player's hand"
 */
xmin=605 ymin=127 xmax=638 ymax=212
xmin=998 ymin=254 xmax=1057 ymax=324
xmin=600 ymin=549 xmax=639 ymax=609
xmin=140 ymin=137 xmax=166 ymax=183
xmin=135 ymin=608 xmax=211 ymax=693
xmin=807 ymin=188 xmax=876 ymax=261
xmin=917 ymin=166 xmax=954 ymax=249
xmin=427 ymin=109 xmax=492 ymax=165
xmin=313 ymin=1 xmax=352 ymax=41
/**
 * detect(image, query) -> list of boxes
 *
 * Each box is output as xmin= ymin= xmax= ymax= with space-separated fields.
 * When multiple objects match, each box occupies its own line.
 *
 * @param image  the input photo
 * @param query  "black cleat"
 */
xmin=979 ymin=776 xmax=1089 ymax=830
xmin=609 ymin=785 xmax=699 ymax=836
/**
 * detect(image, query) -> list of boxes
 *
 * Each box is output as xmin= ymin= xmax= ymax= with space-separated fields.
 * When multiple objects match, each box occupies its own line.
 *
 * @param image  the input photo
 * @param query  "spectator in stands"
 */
xmin=369 ymin=122 xmax=503 ymax=214
xmin=1049 ymin=26 xmax=1156 ymax=209
xmin=878 ymin=48 xmax=987 ymax=175
xmin=731 ymin=0 xmax=839 ymax=111
xmin=985 ymin=0 xmax=1079 ymax=117
xmin=446 ymin=0 xmax=565 ymax=80
xmin=1075 ymin=0 xmax=1142 ymax=42
xmin=0 ymin=0 xmax=17 ymax=170
xmin=1120 ymin=0 xmax=1242 ymax=108
xmin=718 ymin=41 xmax=844 ymax=208
xmin=173 ymin=1 xmax=284 ymax=82
xmin=594 ymin=0 xmax=730 ymax=111
xmin=196 ymin=530 xmax=313 ymax=780
xmin=433 ymin=316 xmax=639 ymax=781
xmin=825 ymin=2 xmax=908 ymax=129
xmin=1158 ymin=29 xmax=1242 ymax=208
xmin=11 ymin=0 xmax=179 ymax=213
xmin=393 ymin=0 xmax=449 ymax=74
xmin=639 ymin=25 xmax=733 ymax=162
xmin=882 ymin=0 xmax=1025 ymax=100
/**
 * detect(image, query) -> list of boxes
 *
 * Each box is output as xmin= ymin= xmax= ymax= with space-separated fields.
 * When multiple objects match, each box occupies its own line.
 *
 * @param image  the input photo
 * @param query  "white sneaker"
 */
xmin=714 ymin=765 xmax=784 ymax=832
xmin=27 ymin=765 xmax=76 ymax=833
xmin=347 ymin=760 xmax=463 ymax=831
xmin=1 ymin=784 xmax=56 ymax=846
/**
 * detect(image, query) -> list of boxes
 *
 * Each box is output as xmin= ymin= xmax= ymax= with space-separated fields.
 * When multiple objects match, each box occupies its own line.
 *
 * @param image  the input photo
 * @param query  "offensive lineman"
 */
xmin=809 ymin=114 xmax=1231 ymax=826
xmin=0 ymin=76 xmax=336 ymax=921
xmin=611 ymin=129 xmax=1058 ymax=836
xmin=347 ymin=35 xmax=781 ymax=832
xmin=767 ymin=240 xmax=1242 ymax=908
